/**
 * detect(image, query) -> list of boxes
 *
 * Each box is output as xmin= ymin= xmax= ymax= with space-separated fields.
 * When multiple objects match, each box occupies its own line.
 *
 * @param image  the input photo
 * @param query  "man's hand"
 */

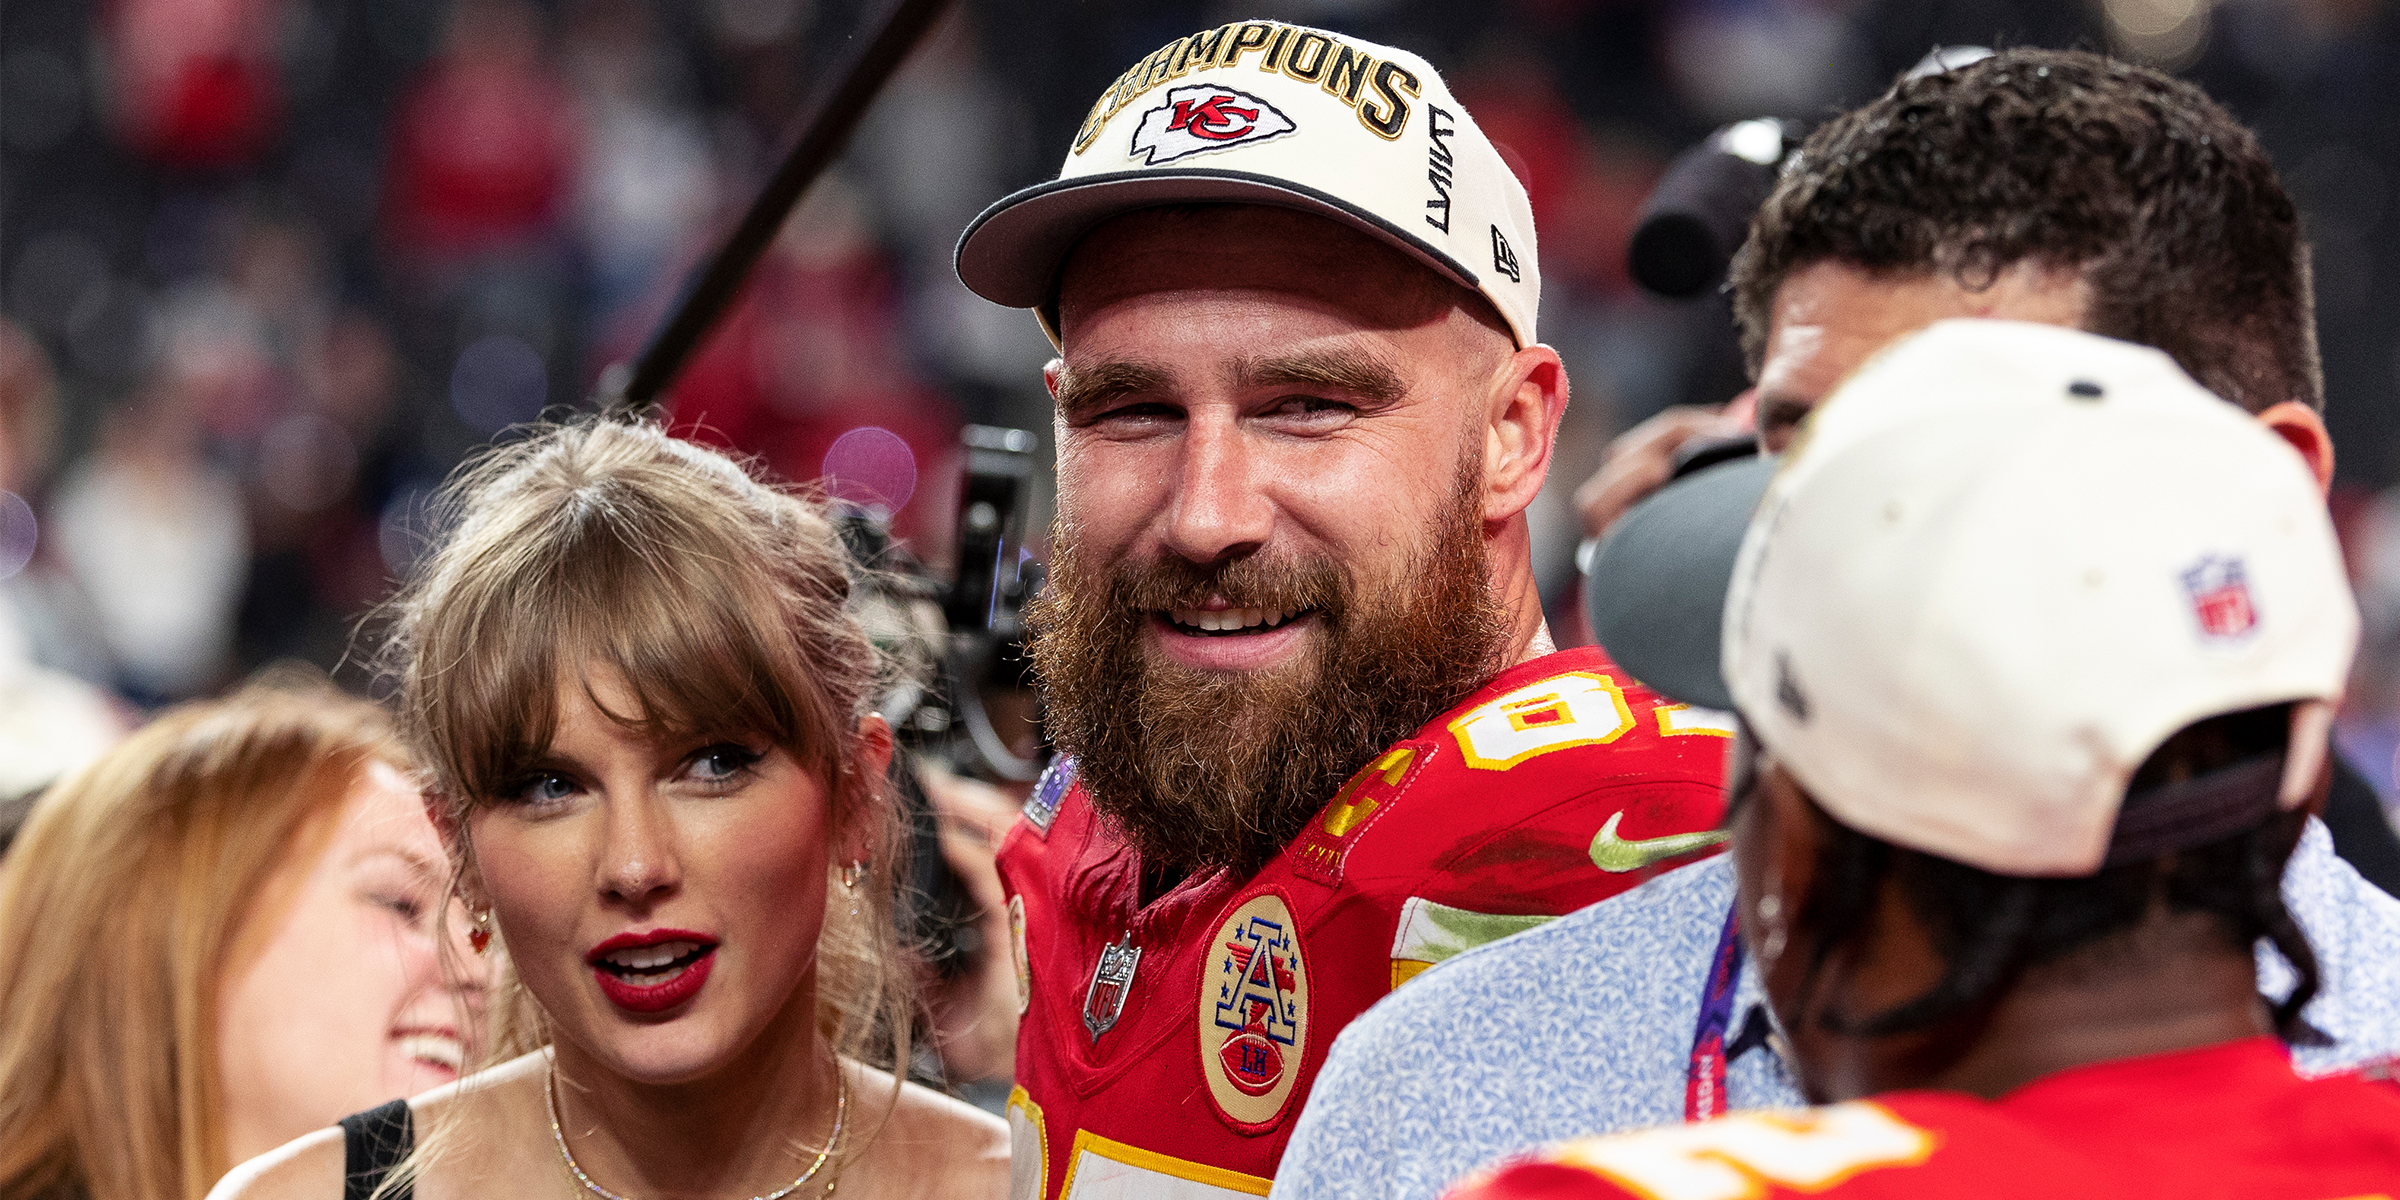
xmin=1573 ymin=403 xmax=1750 ymax=541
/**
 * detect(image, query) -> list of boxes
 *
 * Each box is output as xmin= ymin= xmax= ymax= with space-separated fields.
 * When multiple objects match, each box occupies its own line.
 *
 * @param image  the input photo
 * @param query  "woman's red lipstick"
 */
xmin=587 ymin=929 xmax=718 ymax=1014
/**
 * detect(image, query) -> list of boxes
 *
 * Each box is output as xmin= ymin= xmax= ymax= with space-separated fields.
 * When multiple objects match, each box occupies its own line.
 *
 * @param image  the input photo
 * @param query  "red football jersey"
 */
xmin=1445 ymin=1038 xmax=2400 ymax=1200
xmin=997 ymin=646 xmax=1730 ymax=1199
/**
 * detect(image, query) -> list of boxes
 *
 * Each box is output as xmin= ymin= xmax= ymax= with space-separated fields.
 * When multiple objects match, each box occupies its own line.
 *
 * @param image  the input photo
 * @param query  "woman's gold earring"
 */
xmin=468 ymin=907 xmax=494 ymax=955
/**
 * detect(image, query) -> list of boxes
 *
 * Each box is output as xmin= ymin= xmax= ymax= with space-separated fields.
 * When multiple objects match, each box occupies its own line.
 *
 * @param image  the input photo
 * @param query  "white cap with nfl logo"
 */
xmin=1722 ymin=320 xmax=2358 ymax=877
xmin=955 ymin=21 xmax=1540 ymax=348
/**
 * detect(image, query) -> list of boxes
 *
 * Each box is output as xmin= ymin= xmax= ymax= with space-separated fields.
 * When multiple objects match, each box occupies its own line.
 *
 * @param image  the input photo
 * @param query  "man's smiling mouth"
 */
xmin=1165 ymin=606 xmax=1312 ymax=636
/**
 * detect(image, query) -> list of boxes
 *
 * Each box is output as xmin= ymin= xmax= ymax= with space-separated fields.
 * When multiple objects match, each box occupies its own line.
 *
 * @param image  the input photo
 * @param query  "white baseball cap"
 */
xmin=954 ymin=21 xmax=1540 ymax=348
xmin=1722 ymin=320 xmax=2357 ymax=877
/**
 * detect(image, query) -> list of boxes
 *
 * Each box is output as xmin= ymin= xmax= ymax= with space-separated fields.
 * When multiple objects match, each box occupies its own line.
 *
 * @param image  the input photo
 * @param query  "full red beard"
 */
xmin=1026 ymin=465 xmax=1510 ymax=878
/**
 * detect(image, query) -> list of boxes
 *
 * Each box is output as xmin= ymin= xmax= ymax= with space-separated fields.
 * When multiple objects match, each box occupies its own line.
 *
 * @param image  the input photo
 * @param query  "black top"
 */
xmin=2327 ymin=757 xmax=2400 ymax=899
xmin=336 ymin=1100 xmax=414 ymax=1200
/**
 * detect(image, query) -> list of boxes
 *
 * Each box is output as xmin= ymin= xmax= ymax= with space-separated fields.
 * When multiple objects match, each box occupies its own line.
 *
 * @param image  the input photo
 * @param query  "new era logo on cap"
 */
xmin=1491 ymin=226 xmax=1521 ymax=283
xmin=1131 ymin=85 xmax=1297 ymax=165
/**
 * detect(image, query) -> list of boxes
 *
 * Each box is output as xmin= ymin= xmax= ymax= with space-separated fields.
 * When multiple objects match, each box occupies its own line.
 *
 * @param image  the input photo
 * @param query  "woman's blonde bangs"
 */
xmin=420 ymin=522 xmax=808 ymax=803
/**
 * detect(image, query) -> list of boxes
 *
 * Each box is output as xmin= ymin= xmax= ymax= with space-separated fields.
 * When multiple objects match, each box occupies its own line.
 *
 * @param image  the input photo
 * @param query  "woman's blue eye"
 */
xmin=690 ymin=745 xmax=761 ymax=782
xmin=520 ymin=773 xmax=577 ymax=804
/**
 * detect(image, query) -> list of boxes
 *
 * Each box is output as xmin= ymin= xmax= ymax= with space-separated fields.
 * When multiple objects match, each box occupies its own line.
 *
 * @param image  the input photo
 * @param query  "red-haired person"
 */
xmin=0 ymin=677 xmax=483 ymax=1200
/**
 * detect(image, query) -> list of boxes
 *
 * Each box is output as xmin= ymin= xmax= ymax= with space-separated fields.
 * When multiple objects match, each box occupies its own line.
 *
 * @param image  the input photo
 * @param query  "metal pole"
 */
xmin=599 ymin=0 xmax=956 ymax=418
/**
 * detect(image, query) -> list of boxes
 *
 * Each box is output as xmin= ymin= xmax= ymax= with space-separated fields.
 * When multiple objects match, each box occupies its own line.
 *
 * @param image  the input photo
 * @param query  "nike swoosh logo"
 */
xmin=1588 ymin=812 xmax=1730 ymax=873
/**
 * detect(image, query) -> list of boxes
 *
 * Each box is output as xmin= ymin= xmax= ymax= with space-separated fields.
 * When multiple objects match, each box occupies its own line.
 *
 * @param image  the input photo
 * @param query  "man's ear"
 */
xmin=1723 ymin=386 xmax=1760 ymax=433
xmin=2286 ymin=700 xmax=2337 ymax=818
xmin=2257 ymin=401 xmax=2334 ymax=493
xmin=1759 ymin=765 xmax=1819 ymax=896
xmin=1482 ymin=343 xmax=1570 ymax=524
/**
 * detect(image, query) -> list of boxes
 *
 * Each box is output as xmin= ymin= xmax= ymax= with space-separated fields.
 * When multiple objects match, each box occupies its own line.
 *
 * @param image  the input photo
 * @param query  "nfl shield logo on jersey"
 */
xmin=1130 ymin=84 xmax=1297 ymax=165
xmin=2181 ymin=555 xmax=2259 ymax=641
xmin=1082 ymin=932 xmax=1141 ymax=1041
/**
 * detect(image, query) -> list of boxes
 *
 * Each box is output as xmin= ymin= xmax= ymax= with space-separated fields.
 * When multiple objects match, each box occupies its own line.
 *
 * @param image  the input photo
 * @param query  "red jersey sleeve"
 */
xmin=1344 ymin=651 xmax=1730 ymax=986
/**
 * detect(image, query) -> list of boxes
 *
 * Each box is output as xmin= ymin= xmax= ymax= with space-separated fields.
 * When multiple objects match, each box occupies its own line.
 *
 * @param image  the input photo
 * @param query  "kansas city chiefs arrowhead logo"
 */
xmin=1130 ymin=84 xmax=1297 ymax=165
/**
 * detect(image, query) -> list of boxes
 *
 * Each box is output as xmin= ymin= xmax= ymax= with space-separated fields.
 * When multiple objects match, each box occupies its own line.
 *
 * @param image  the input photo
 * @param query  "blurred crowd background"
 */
xmin=8 ymin=0 xmax=2400 ymax=827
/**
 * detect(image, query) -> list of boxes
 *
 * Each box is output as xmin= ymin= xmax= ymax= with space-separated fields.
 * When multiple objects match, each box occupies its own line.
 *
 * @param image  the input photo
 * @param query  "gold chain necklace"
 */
xmin=544 ymin=1061 xmax=848 ymax=1200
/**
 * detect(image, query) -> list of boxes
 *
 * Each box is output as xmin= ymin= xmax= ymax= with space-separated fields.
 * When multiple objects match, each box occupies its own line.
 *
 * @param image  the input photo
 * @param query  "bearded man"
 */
xmin=952 ymin=23 xmax=1727 ymax=1200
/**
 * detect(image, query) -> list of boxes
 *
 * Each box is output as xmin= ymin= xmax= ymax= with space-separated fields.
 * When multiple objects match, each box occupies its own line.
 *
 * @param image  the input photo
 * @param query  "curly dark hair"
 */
xmin=1781 ymin=704 xmax=2324 ymax=1046
xmin=1731 ymin=48 xmax=2320 ymax=414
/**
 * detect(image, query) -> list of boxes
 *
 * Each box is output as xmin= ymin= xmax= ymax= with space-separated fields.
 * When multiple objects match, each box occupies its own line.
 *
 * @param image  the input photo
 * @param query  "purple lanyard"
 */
xmin=1685 ymin=906 xmax=1744 ymax=1121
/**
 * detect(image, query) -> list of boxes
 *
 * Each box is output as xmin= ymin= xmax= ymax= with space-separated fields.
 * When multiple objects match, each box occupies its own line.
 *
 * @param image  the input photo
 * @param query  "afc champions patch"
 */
xmin=1199 ymin=891 xmax=1311 ymax=1129
xmin=1007 ymin=894 xmax=1031 ymax=1016
xmin=2182 ymin=555 xmax=2259 ymax=641
xmin=1131 ymin=84 xmax=1297 ymax=165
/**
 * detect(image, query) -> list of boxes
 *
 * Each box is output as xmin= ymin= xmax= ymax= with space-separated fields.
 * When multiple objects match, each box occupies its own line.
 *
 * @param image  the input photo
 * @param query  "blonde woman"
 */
xmin=0 ymin=677 xmax=484 ymax=1200
xmin=217 ymin=419 xmax=1008 ymax=1200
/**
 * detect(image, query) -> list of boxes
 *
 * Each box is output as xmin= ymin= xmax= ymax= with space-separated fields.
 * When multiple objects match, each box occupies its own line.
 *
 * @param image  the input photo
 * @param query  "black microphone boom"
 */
xmin=600 ymin=0 xmax=956 ymax=418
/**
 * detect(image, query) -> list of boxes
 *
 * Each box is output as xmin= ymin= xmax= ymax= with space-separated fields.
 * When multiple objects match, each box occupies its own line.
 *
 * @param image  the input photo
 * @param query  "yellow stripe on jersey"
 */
xmin=1007 ymin=1087 xmax=1047 ymax=1200
xmin=1655 ymin=704 xmax=1737 ymax=738
xmin=1057 ymin=1129 xmax=1273 ymax=1199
